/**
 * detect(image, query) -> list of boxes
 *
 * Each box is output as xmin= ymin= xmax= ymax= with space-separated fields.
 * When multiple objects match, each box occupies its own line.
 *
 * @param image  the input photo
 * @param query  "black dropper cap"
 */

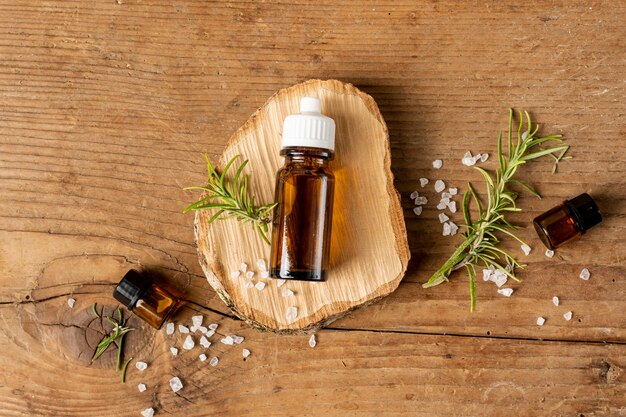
xmin=565 ymin=193 xmax=602 ymax=233
xmin=113 ymin=269 xmax=153 ymax=309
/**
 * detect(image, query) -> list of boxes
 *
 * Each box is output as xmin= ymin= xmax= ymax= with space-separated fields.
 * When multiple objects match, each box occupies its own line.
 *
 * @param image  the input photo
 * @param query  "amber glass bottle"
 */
xmin=270 ymin=97 xmax=336 ymax=282
xmin=533 ymin=193 xmax=602 ymax=250
xmin=112 ymin=269 xmax=179 ymax=329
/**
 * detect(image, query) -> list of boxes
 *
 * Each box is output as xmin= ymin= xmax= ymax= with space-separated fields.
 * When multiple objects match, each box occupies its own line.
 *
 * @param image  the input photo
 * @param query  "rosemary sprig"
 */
xmin=423 ymin=109 xmax=570 ymax=312
xmin=91 ymin=304 xmax=134 ymax=381
xmin=183 ymin=154 xmax=277 ymax=245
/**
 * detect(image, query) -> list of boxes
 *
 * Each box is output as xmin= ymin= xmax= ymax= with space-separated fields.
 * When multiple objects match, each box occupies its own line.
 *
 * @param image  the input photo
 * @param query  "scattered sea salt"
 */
xmin=165 ymin=322 xmax=175 ymax=335
xmin=199 ymin=353 xmax=207 ymax=362
xmin=462 ymin=151 xmax=475 ymax=166
xmin=170 ymin=347 xmax=178 ymax=357
xmin=240 ymin=262 xmax=248 ymax=272
xmin=135 ymin=361 xmax=148 ymax=371
xmin=309 ymin=334 xmax=317 ymax=348
xmin=432 ymin=159 xmax=443 ymax=169
xmin=563 ymin=311 xmax=573 ymax=321
xmin=449 ymin=187 xmax=458 ymax=195
xmin=447 ymin=222 xmax=459 ymax=236
xmin=220 ymin=336 xmax=235 ymax=345
xmin=410 ymin=191 xmax=419 ymax=199
xmin=232 ymin=335 xmax=245 ymax=344
xmin=199 ymin=335 xmax=211 ymax=348
xmin=536 ymin=317 xmax=546 ymax=326
xmin=141 ymin=408 xmax=155 ymax=417
xmin=521 ymin=131 xmax=529 ymax=140
xmin=521 ymin=244 xmax=532 ymax=256
xmin=282 ymin=288 xmax=294 ymax=297
xmin=545 ymin=249 xmax=555 ymax=258
xmin=448 ymin=201 xmax=457 ymax=213
xmin=439 ymin=197 xmax=450 ymax=205
xmin=493 ymin=272 xmax=507 ymax=288
xmin=276 ymin=279 xmax=286 ymax=287
xmin=413 ymin=206 xmax=423 ymax=216
xmin=208 ymin=323 xmax=218 ymax=331
xmin=497 ymin=288 xmax=514 ymax=297
xmin=191 ymin=315 xmax=203 ymax=328
xmin=245 ymin=271 xmax=255 ymax=279
xmin=205 ymin=329 xmax=215 ymax=337
xmin=441 ymin=192 xmax=451 ymax=199
xmin=436 ymin=201 xmax=447 ymax=210
xmin=419 ymin=178 xmax=429 ymax=187
xmin=286 ymin=306 xmax=298 ymax=322
xmin=255 ymin=281 xmax=266 ymax=291
xmin=434 ymin=180 xmax=446 ymax=193
xmin=480 ymin=153 xmax=489 ymax=162
xmin=210 ymin=357 xmax=219 ymax=367
xmin=137 ymin=383 xmax=147 ymax=393
xmin=414 ymin=196 xmax=428 ymax=205
xmin=182 ymin=335 xmax=195 ymax=350
xmin=442 ymin=222 xmax=451 ymax=236
xmin=230 ymin=270 xmax=240 ymax=279
xmin=195 ymin=325 xmax=208 ymax=334
xmin=169 ymin=376 xmax=183 ymax=393
xmin=242 ymin=348 xmax=251 ymax=358
xmin=178 ymin=325 xmax=190 ymax=334
xmin=257 ymin=259 xmax=267 ymax=271
xmin=439 ymin=213 xmax=449 ymax=223
xmin=552 ymin=296 xmax=560 ymax=306
xmin=579 ymin=268 xmax=590 ymax=280
xmin=482 ymin=269 xmax=493 ymax=282
xmin=67 ymin=298 xmax=76 ymax=308
xmin=260 ymin=271 xmax=270 ymax=279
xmin=245 ymin=281 xmax=254 ymax=289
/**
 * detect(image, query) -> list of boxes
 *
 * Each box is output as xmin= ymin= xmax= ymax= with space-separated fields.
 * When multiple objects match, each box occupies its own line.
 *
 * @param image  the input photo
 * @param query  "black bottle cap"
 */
xmin=112 ymin=269 xmax=153 ymax=309
xmin=565 ymin=193 xmax=602 ymax=232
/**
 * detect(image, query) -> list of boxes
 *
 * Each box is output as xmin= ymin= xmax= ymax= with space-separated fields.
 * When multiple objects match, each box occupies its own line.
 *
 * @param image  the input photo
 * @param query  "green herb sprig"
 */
xmin=183 ymin=154 xmax=277 ymax=245
xmin=423 ymin=109 xmax=570 ymax=311
xmin=91 ymin=304 xmax=134 ymax=382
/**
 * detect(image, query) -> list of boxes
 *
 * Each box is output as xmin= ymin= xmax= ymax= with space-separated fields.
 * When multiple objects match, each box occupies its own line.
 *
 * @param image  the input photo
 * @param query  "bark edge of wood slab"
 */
xmin=194 ymin=79 xmax=410 ymax=334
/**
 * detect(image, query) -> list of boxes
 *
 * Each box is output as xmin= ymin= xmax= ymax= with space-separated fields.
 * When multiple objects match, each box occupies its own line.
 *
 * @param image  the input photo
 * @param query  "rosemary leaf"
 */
xmin=121 ymin=357 xmax=133 ymax=383
xmin=423 ymin=109 xmax=570 ymax=310
xmin=92 ymin=303 xmax=101 ymax=318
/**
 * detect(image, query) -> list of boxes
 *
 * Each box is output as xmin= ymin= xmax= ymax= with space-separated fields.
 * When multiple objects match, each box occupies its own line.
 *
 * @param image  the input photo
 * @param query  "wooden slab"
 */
xmin=195 ymin=79 xmax=410 ymax=333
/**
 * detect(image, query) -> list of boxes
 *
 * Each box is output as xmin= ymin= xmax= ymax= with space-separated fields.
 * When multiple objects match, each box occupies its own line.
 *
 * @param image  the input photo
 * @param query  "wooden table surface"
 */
xmin=1 ymin=1 xmax=624 ymax=416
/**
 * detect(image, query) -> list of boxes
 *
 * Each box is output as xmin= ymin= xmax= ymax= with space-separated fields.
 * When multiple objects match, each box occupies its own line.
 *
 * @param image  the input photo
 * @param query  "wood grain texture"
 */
xmin=0 ymin=0 xmax=624 ymax=416
xmin=195 ymin=79 xmax=409 ymax=333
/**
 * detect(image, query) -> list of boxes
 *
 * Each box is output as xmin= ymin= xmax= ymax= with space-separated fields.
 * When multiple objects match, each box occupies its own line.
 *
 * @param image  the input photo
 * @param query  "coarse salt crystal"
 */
xmin=434 ymin=180 xmax=446 ymax=193
xmin=480 ymin=153 xmax=489 ymax=162
xmin=170 ymin=347 xmax=178 ymax=357
xmin=414 ymin=196 xmax=428 ymax=205
xmin=208 ymin=323 xmax=218 ymax=331
xmin=182 ymin=335 xmax=195 ymax=350
xmin=497 ymin=288 xmax=514 ymax=297
xmin=240 ymin=262 xmax=248 ymax=272
xmin=210 ymin=357 xmax=219 ymax=367
xmin=245 ymin=281 xmax=254 ymax=289
xmin=137 ymin=383 xmax=147 ymax=393
xmin=309 ymin=334 xmax=317 ymax=348
xmin=493 ymin=273 xmax=507 ymax=288
xmin=536 ymin=317 xmax=546 ymax=326
xmin=521 ymin=244 xmax=532 ymax=256
xmin=199 ymin=353 xmax=207 ymax=362
xmin=242 ymin=348 xmax=251 ymax=358
xmin=419 ymin=178 xmax=429 ymax=187
xmin=191 ymin=315 xmax=203 ymax=328
xmin=579 ymin=268 xmax=590 ymax=280
xmin=441 ymin=192 xmax=451 ymax=199
xmin=462 ymin=151 xmax=475 ymax=166
xmin=205 ymin=329 xmax=215 ymax=337
xmin=169 ymin=376 xmax=183 ymax=393
xmin=141 ymin=408 xmax=155 ymax=417
xmin=67 ymin=298 xmax=76 ymax=308
xmin=260 ymin=271 xmax=270 ymax=279
xmin=473 ymin=154 xmax=483 ymax=164
xmin=436 ymin=201 xmax=448 ymax=210
xmin=448 ymin=221 xmax=459 ymax=236
xmin=255 ymin=281 xmax=266 ymax=291
xmin=413 ymin=206 xmax=423 ymax=216
xmin=282 ymin=288 xmax=294 ymax=297
xmin=438 ymin=213 xmax=449 ymax=223
xmin=135 ymin=361 xmax=148 ymax=371
xmin=432 ymin=159 xmax=443 ymax=169
xmin=563 ymin=311 xmax=573 ymax=321
xmin=276 ymin=279 xmax=286 ymax=287
xmin=220 ymin=336 xmax=234 ymax=345
xmin=232 ymin=335 xmax=244 ymax=344
xmin=199 ymin=335 xmax=211 ymax=348
xmin=442 ymin=222 xmax=451 ymax=236
xmin=553 ymin=296 xmax=560 ymax=306
xmin=521 ymin=131 xmax=529 ymax=140
xmin=482 ymin=269 xmax=493 ymax=282
xmin=440 ymin=197 xmax=450 ymax=205
xmin=230 ymin=270 xmax=240 ymax=279
xmin=448 ymin=201 xmax=457 ymax=213
xmin=545 ymin=249 xmax=554 ymax=258
xmin=256 ymin=259 xmax=267 ymax=271
xmin=449 ymin=187 xmax=458 ymax=195
xmin=195 ymin=325 xmax=208 ymax=334
xmin=245 ymin=271 xmax=255 ymax=279
xmin=178 ymin=325 xmax=190 ymax=334
xmin=410 ymin=191 xmax=419 ymax=200
xmin=286 ymin=306 xmax=298 ymax=322
xmin=165 ymin=322 xmax=175 ymax=335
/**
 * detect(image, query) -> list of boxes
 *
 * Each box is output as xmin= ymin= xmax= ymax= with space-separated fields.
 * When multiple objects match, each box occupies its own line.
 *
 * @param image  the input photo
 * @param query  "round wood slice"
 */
xmin=194 ymin=79 xmax=409 ymax=334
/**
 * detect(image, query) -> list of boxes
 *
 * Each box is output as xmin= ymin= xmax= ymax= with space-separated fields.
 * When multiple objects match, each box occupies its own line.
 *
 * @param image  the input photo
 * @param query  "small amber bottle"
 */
xmin=270 ymin=97 xmax=336 ymax=282
xmin=533 ymin=193 xmax=602 ymax=250
xmin=112 ymin=269 xmax=179 ymax=329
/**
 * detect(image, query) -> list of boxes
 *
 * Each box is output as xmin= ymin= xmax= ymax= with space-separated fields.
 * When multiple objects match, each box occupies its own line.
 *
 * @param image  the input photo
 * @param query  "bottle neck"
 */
xmin=280 ymin=147 xmax=333 ymax=166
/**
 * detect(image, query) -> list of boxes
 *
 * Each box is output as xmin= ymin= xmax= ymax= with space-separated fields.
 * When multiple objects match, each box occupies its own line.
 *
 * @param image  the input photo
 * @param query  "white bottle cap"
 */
xmin=281 ymin=97 xmax=336 ymax=151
